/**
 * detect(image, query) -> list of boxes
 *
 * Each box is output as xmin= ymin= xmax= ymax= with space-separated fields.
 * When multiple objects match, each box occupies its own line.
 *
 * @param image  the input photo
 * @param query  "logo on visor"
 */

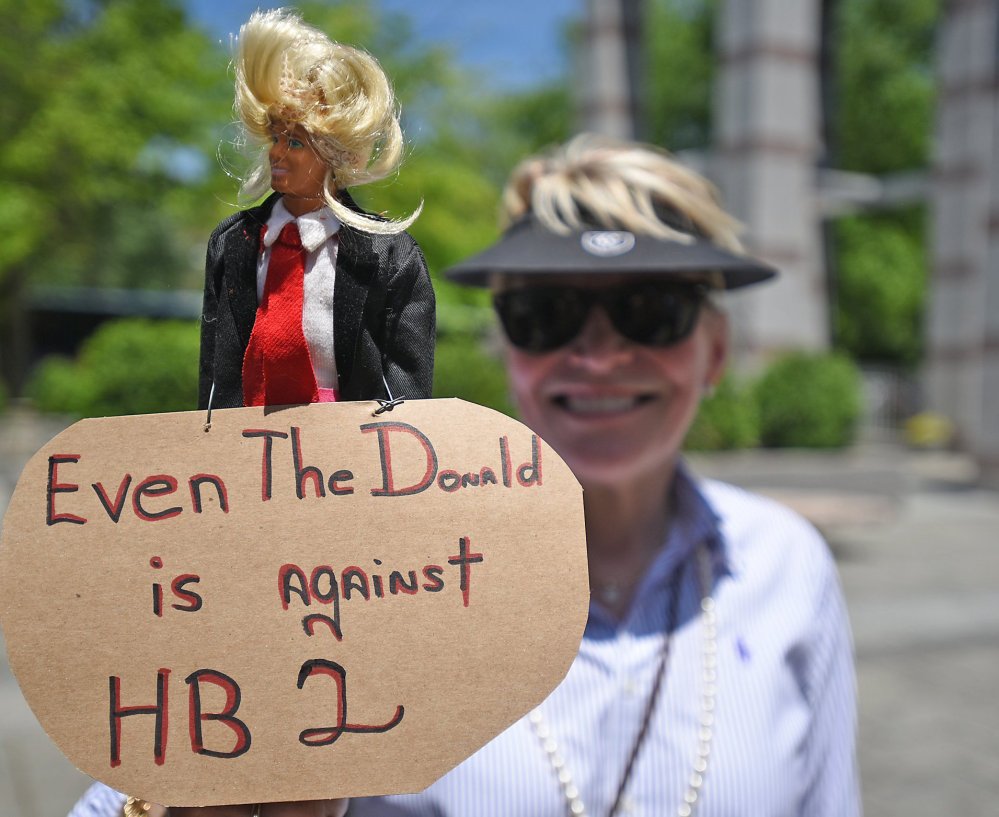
xmin=581 ymin=231 xmax=636 ymax=257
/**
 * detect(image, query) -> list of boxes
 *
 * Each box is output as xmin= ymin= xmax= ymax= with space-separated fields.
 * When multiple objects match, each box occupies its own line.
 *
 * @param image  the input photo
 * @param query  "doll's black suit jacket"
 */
xmin=198 ymin=192 xmax=435 ymax=410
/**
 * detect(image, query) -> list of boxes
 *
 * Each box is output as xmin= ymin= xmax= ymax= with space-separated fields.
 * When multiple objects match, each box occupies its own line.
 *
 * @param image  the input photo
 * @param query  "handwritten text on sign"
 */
xmin=0 ymin=399 xmax=588 ymax=806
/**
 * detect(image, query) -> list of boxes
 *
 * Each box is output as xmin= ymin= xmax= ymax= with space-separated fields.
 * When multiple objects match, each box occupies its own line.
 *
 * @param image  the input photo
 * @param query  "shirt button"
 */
xmin=622 ymin=678 xmax=638 ymax=696
xmin=619 ymin=796 xmax=636 ymax=813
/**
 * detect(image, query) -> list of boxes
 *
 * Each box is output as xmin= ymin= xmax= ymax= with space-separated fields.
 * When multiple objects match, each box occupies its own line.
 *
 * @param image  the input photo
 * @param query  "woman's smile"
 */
xmin=548 ymin=386 xmax=660 ymax=418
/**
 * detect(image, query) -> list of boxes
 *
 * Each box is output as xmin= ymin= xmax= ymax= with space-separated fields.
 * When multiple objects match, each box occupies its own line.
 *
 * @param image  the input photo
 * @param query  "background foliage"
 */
xmin=0 ymin=0 xmax=231 ymax=391
xmin=643 ymin=0 xmax=715 ymax=151
xmin=28 ymin=319 xmax=199 ymax=417
xmin=5 ymin=0 xmax=941 ymax=447
xmin=685 ymin=375 xmax=759 ymax=452
xmin=834 ymin=208 xmax=927 ymax=366
xmin=755 ymin=352 xmax=863 ymax=449
xmin=829 ymin=0 xmax=939 ymax=367
xmin=834 ymin=0 xmax=939 ymax=175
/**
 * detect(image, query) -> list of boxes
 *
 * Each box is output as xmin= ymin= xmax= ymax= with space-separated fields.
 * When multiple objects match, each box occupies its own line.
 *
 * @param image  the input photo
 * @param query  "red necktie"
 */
xmin=242 ymin=221 xmax=319 ymax=406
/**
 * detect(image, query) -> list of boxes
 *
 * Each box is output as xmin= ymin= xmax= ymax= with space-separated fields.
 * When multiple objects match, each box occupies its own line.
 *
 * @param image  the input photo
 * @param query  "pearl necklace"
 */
xmin=529 ymin=544 xmax=717 ymax=817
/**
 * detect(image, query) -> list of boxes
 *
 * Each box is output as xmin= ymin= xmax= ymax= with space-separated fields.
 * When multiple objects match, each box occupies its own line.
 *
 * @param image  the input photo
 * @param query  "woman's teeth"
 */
xmin=559 ymin=395 xmax=644 ymax=414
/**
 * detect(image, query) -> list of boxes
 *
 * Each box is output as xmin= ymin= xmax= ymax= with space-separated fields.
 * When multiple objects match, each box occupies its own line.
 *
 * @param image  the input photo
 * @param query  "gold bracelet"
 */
xmin=123 ymin=796 xmax=165 ymax=817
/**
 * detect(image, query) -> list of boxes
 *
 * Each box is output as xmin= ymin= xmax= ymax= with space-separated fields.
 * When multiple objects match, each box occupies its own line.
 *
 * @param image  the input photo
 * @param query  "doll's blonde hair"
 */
xmin=502 ymin=133 xmax=745 ymax=253
xmin=234 ymin=8 xmax=419 ymax=234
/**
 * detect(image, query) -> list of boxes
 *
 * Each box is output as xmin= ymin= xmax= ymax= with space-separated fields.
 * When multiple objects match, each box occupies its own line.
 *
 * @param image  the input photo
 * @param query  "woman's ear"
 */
xmin=702 ymin=305 xmax=729 ymax=390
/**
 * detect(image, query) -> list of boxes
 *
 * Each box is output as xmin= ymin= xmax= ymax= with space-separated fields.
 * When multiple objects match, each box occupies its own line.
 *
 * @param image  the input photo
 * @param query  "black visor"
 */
xmin=446 ymin=216 xmax=778 ymax=289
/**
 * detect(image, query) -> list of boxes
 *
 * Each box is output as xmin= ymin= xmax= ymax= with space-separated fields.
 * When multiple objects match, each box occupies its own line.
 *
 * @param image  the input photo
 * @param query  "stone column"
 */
xmin=580 ymin=0 xmax=643 ymax=139
xmin=926 ymin=0 xmax=999 ymax=483
xmin=714 ymin=0 xmax=827 ymax=364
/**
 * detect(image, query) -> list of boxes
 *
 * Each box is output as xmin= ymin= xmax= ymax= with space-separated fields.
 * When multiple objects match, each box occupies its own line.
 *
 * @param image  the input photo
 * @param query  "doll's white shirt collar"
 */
xmin=264 ymin=198 xmax=341 ymax=252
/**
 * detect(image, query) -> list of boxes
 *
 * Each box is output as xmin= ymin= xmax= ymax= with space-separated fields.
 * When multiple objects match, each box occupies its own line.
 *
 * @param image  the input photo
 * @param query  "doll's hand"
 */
xmin=169 ymin=801 xmax=348 ymax=817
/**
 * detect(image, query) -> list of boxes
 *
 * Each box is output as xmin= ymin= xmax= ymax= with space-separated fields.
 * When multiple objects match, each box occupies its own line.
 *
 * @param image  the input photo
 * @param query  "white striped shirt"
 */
xmin=68 ymin=468 xmax=860 ymax=817
xmin=352 ymin=469 xmax=860 ymax=817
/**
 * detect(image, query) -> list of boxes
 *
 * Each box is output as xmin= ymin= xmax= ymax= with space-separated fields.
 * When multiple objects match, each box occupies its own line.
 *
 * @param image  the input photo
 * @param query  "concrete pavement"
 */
xmin=692 ymin=445 xmax=999 ymax=816
xmin=0 ymin=410 xmax=93 ymax=817
xmin=1 ymin=408 xmax=997 ymax=816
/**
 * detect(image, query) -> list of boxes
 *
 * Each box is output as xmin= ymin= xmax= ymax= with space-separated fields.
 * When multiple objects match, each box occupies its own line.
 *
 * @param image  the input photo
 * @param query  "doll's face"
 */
xmin=268 ymin=124 xmax=329 ymax=215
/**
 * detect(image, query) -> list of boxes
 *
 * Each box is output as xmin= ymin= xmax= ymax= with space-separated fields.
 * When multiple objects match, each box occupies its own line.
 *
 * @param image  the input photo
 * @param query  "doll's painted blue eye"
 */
xmin=288 ymin=137 xmax=305 ymax=149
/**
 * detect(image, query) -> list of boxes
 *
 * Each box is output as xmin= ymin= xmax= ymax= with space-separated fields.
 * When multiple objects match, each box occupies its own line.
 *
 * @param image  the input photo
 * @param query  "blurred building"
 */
xmin=581 ymin=0 xmax=644 ymax=139
xmin=27 ymin=288 xmax=201 ymax=362
xmin=581 ymin=0 xmax=998 ymax=485
xmin=713 ymin=0 xmax=829 ymax=360
xmin=926 ymin=0 xmax=999 ymax=487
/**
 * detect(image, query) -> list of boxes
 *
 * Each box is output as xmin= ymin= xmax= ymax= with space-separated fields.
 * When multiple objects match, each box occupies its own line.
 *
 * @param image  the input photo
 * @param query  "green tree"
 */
xmin=469 ymin=0 xmax=717 ymax=158
xmin=7 ymin=0 xmax=543 ymax=415
xmin=28 ymin=318 xmax=199 ymax=417
xmin=829 ymin=0 xmax=940 ymax=366
xmin=0 ymin=0 xmax=230 ymax=392
xmin=643 ymin=0 xmax=715 ymax=150
xmin=834 ymin=209 xmax=926 ymax=366
xmin=834 ymin=0 xmax=940 ymax=174
xmin=685 ymin=375 xmax=760 ymax=451
xmin=755 ymin=352 xmax=862 ymax=448
xmin=1 ymin=0 xmax=513 ymax=405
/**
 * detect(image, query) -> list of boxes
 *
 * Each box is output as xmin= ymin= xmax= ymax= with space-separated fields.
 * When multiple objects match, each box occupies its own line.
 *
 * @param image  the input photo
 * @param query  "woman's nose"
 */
xmin=568 ymin=306 xmax=631 ymax=367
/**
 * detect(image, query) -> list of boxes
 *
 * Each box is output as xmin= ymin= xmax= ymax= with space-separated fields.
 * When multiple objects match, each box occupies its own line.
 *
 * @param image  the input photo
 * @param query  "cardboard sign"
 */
xmin=0 ymin=399 xmax=587 ymax=806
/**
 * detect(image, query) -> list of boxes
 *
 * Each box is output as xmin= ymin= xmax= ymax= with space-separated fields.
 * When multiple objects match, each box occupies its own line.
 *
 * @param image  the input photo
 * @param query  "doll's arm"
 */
xmin=381 ymin=236 xmax=436 ymax=400
xmin=198 ymin=228 xmax=226 ymax=411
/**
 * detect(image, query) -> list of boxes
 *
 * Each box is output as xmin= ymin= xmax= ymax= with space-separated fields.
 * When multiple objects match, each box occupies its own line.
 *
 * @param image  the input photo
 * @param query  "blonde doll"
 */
xmin=199 ymin=8 xmax=434 ymax=410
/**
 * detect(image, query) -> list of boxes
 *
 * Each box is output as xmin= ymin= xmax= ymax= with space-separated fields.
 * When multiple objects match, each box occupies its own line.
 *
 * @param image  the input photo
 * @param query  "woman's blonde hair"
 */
xmin=502 ymin=133 xmax=745 ymax=253
xmin=234 ymin=8 xmax=419 ymax=234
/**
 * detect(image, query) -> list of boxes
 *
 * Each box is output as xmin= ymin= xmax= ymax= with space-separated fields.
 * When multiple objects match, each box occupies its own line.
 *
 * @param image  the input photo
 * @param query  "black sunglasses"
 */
xmin=493 ymin=281 xmax=708 ymax=353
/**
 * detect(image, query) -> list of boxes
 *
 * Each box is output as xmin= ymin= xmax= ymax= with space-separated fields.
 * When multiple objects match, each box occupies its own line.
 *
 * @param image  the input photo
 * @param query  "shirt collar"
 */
xmin=633 ymin=461 xmax=733 ymax=596
xmin=586 ymin=463 xmax=733 ymax=630
xmin=263 ymin=199 xmax=341 ymax=253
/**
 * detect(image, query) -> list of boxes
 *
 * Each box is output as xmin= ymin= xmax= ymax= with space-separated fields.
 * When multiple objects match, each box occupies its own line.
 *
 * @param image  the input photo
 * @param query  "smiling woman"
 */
xmin=348 ymin=134 xmax=863 ymax=817
xmin=497 ymin=273 xmax=724 ymax=488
